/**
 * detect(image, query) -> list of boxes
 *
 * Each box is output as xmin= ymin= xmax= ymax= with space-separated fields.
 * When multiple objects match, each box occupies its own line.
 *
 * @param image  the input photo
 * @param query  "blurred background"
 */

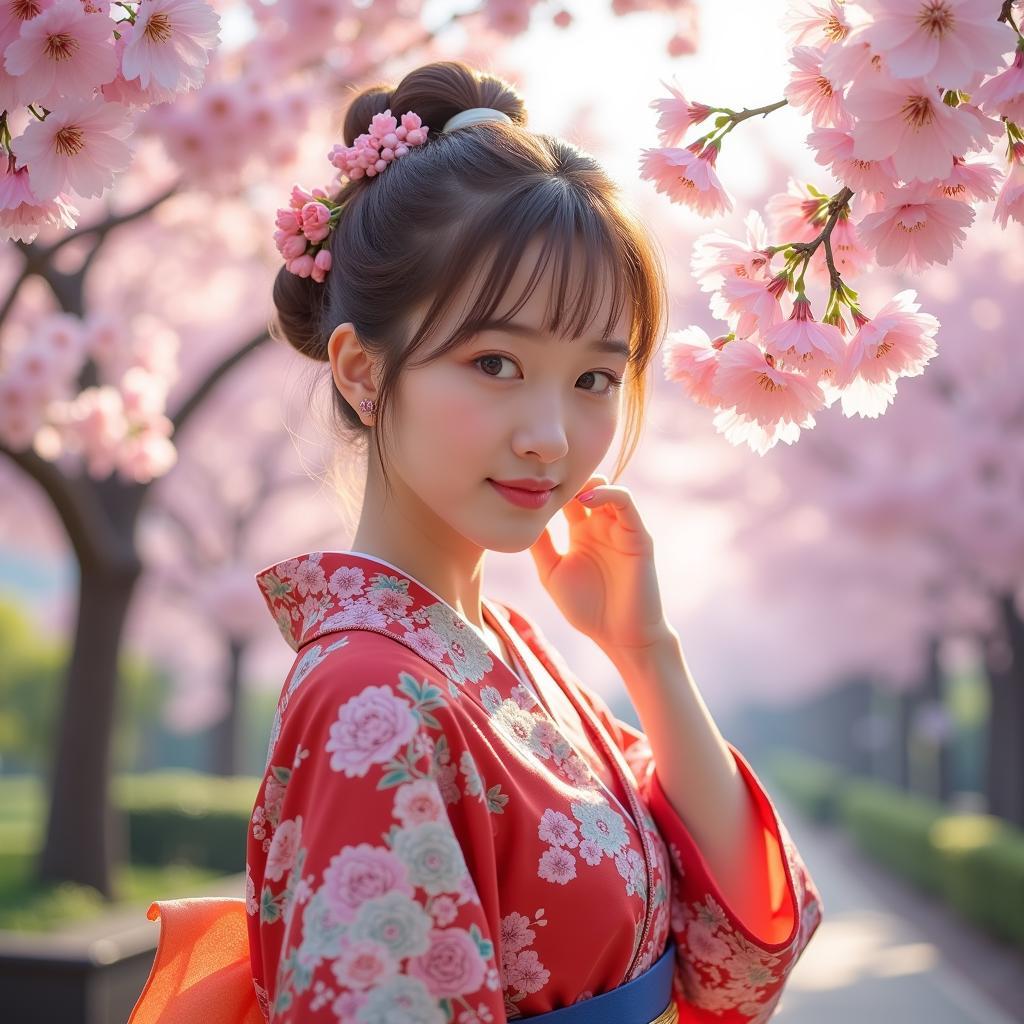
xmin=1 ymin=1 xmax=1022 ymax=1022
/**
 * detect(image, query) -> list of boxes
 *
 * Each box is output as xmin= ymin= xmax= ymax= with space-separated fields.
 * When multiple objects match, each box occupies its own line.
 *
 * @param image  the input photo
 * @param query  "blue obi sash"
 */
xmin=527 ymin=939 xmax=678 ymax=1023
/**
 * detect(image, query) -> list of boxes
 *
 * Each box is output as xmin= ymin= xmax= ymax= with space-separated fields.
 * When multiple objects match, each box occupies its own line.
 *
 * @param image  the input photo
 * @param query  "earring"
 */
xmin=359 ymin=398 xmax=376 ymax=415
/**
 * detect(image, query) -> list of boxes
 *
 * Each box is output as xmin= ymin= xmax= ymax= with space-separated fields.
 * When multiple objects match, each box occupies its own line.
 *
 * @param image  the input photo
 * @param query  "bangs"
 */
xmin=403 ymin=179 xmax=648 ymax=368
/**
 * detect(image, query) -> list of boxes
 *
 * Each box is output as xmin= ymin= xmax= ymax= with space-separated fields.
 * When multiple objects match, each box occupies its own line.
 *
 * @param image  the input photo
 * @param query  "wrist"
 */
xmin=600 ymin=624 xmax=681 ymax=671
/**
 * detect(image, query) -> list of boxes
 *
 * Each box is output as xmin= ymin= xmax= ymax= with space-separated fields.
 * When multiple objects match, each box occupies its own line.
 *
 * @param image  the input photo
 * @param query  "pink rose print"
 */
xmin=321 ymin=843 xmax=414 ymax=923
xmin=326 ymin=684 xmax=417 ymax=777
xmin=537 ymin=809 xmax=579 ymax=849
xmin=499 ymin=911 xmax=535 ymax=954
xmin=579 ymin=840 xmax=603 ymax=866
xmin=394 ymin=778 xmax=445 ymax=825
xmin=538 ymin=846 xmax=577 ymax=885
xmin=504 ymin=949 xmax=550 ymax=995
xmin=408 ymin=927 xmax=486 ymax=998
xmin=265 ymin=817 xmax=301 ymax=882
xmin=431 ymin=895 xmax=459 ymax=926
xmin=330 ymin=938 xmax=398 ymax=990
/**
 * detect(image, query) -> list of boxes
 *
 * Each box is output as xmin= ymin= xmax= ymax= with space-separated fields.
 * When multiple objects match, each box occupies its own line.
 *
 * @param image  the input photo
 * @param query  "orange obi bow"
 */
xmin=128 ymin=897 xmax=263 ymax=1024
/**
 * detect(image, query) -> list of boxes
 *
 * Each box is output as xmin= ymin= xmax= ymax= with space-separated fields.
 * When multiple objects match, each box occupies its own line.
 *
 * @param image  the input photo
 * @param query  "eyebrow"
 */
xmin=474 ymin=320 xmax=631 ymax=359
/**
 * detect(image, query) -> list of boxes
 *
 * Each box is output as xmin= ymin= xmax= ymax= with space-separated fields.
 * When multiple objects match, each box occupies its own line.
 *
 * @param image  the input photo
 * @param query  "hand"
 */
xmin=528 ymin=473 xmax=672 ymax=654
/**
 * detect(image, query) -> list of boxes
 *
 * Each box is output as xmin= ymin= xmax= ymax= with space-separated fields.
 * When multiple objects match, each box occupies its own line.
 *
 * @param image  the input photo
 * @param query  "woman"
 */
xmin=130 ymin=59 xmax=823 ymax=1024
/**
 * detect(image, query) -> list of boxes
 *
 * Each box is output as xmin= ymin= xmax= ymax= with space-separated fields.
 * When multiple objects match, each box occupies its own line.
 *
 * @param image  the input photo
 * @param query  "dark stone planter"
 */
xmin=0 ymin=873 xmax=246 ymax=1024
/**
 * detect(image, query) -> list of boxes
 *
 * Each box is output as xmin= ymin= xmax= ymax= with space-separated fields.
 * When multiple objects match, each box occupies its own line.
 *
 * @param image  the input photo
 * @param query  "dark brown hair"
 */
xmin=270 ymin=60 xmax=668 ymax=499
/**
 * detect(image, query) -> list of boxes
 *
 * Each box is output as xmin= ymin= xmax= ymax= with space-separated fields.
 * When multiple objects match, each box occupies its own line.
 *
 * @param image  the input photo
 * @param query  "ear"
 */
xmin=327 ymin=322 xmax=379 ymax=417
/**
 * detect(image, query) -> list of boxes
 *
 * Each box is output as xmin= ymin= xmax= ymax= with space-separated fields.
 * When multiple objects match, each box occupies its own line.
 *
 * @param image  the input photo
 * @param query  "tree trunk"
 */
xmin=36 ymin=563 xmax=141 ymax=897
xmin=983 ymin=594 xmax=1024 ymax=827
xmin=920 ymin=635 xmax=954 ymax=803
xmin=210 ymin=638 xmax=244 ymax=776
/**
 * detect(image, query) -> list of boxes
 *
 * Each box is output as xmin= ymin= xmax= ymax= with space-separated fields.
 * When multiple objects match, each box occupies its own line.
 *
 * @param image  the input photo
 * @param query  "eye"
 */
xmin=473 ymin=354 xmax=624 ymax=396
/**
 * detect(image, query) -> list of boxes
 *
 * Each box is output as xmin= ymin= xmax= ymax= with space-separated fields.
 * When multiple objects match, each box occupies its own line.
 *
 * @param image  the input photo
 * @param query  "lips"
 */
xmin=488 ymin=480 xmax=557 ymax=492
xmin=488 ymin=479 xmax=556 ymax=508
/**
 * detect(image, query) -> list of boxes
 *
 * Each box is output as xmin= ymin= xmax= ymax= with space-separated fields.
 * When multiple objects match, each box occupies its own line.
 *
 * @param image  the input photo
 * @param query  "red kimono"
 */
xmin=244 ymin=550 xmax=823 ymax=1023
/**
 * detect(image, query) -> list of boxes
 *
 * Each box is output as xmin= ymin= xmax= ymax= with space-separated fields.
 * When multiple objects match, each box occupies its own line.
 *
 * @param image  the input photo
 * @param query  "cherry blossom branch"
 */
xmin=998 ymin=1 xmax=1024 ymax=41
xmin=766 ymin=185 xmax=856 ymax=293
xmin=169 ymin=328 xmax=271 ymax=436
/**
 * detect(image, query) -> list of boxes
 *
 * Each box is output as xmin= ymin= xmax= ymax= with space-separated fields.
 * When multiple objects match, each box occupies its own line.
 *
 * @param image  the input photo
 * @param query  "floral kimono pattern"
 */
xmin=247 ymin=550 xmax=823 ymax=1023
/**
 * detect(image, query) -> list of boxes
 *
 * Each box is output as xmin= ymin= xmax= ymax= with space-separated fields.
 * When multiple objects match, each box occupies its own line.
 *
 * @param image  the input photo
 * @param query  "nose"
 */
xmin=513 ymin=393 xmax=569 ymax=462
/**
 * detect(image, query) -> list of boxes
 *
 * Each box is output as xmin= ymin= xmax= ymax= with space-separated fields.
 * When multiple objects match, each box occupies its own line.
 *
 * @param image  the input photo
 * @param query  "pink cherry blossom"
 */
xmin=807 ymin=126 xmax=899 ymax=192
xmin=856 ymin=0 xmax=1008 ymax=89
xmin=662 ymin=325 xmax=724 ymax=408
xmin=10 ymin=94 xmax=134 ymax=201
xmin=780 ymin=0 xmax=852 ymax=50
xmin=0 ymin=154 xmax=78 ymax=243
xmin=993 ymin=141 xmax=1024 ymax=228
xmin=971 ymin=46 xmax=1024 ymax=124
xmin=764 ymin=179 xmax=823 ymax=244
xmin=760 ymin=294 xmax=846 ymax=380
xmin=716 ymin=335 xmax=827 ymax=436
xmin=638 ymin=141 xmax=733 ymax=216
xmin=710 ymin=273 xmax=788 ymax=340
xmin=834 ymin=290 xmax=940 ymax=418
xmin=784 ymin=45 xmax=853 ymax=129
xmin=712 ymin=407 xmax=806 ymax=454
xmin=0 ymin=370 xmax=45 ymax=449
xmin=821 ymin=34 xmax=884 ymax=90
xmin=3 ymin=0 xmax=119 ymax=107
xmin=101 ymin=22 xmax=180 ymax=108
xmin=856 ymin=181 xmax=975 ymax=270
xmin=844 ymin=72 xmax=998 ymax=182
xmin=689 ymin=209 xmax=771 ymax=292
xmin=650 ymin=75 xmax=713 ymax=147
xmin=120 ymin=0 xmax=221 ymax=92
xmin=931 ymin=155 xmax=1002 ymax=202
xmin=711 ymin=338 xmax=826 ymax=428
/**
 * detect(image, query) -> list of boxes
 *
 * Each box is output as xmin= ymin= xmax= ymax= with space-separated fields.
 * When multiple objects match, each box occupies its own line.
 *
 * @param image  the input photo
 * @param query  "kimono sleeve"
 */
xmin=246 ymin=632 xmax=505 ymax=1024
xmin=573 ymin=680 xmax=824 ymax=1023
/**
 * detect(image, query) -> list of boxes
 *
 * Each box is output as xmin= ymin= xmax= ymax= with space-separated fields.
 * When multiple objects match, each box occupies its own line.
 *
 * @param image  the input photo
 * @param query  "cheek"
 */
xmin=399 ymin=372 xmax=492 ymax=453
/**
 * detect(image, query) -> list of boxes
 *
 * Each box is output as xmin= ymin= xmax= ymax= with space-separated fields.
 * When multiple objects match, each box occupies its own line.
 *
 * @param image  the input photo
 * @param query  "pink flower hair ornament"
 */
xmin=273 ymin=109 xmax=430 ymax=283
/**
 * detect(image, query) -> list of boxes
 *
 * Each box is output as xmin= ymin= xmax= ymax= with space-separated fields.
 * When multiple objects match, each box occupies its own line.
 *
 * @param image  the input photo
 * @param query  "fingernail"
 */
xmin=577 ymin=490 xmax=597 ymax=502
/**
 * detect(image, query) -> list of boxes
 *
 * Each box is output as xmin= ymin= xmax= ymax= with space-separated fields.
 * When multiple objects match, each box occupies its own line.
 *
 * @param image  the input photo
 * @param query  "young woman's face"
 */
xmin=383 ymin=236 xmax=633 ymax=555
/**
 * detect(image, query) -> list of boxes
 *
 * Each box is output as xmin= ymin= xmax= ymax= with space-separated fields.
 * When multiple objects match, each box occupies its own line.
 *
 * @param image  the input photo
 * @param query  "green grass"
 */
xmin=0 ymin=847 xmax=224 ymax=932
xmin=0 ymin=774 xmax=233 ymax=933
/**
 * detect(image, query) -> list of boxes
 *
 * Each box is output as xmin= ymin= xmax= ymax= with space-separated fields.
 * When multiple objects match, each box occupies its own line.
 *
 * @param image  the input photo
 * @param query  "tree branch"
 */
xmin=170 ymin=328 xmax=274 ymax=437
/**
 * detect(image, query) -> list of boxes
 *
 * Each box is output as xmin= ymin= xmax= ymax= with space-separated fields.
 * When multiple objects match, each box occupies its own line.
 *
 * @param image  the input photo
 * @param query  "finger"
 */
xmin=562 ymin=473 xmax=607 ymax=525
xmin=577 ymin=484 xmax=647 ymax=533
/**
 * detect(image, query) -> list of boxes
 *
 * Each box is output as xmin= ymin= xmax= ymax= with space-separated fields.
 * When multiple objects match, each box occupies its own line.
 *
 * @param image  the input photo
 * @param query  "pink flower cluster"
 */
xmin=645 ymin=0 xmax=1024 ymax=453
xmin=328 ymin=109 xmax=430 ymax=180
xmin=0 ymin=310 xmax=179 ymax=482
xmin=0 ymin=0 xmax=221 ymax=243
xmin=274 ymin=109 xmax=429 ymax=282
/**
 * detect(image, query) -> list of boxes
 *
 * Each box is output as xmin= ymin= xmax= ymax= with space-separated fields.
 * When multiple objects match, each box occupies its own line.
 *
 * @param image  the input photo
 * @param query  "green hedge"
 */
xmin=839 ymin=779 xmax=946 ymax=895
xmin=114 ymin=771 xmax=261 ymax=874
xmin=931 ymin=814 xmax=1024 ymax=946
xmin=765 ymin=750 xmax=1024 ymax=952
